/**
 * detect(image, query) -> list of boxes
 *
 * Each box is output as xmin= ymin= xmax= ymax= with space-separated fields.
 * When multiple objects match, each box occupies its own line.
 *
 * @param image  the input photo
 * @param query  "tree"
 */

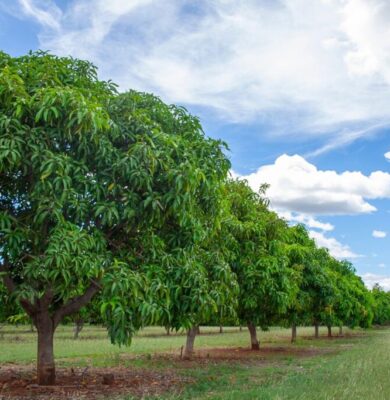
xmin=372 ymin=284 xmax=390 ymax=325
xmin=0 ymin=51 xmax=230 ymax=384
xmin=330 ymin=261 xmax=373 ymax=334
xmin=225 ymin=180 xmax=298 ymax=350
xmin=281 ymin=224 xmax=316 ymax=343
xmin=141 ymin=218 xmax=239 ymax=359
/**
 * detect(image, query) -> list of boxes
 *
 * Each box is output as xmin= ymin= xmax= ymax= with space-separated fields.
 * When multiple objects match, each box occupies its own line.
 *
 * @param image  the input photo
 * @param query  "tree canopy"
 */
xmin=0 ymin=51 xmax=230 ymax=384
xmin=1 ymin=50 xmax=388 ymax=386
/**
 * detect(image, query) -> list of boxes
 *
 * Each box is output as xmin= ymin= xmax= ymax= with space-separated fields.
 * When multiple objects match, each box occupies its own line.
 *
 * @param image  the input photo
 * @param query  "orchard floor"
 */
xmin=0 ymin=326 xmax=389 ymax=399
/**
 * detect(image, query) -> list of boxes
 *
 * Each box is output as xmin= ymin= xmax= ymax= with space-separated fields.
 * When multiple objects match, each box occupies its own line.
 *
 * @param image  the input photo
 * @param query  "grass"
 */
xmin=173 ymin=329 xmax=390 ymax=400
xmin=0 ymin=325 xmax=331 ymax=364
xmin=0 ymin=325 xmax=389 ymax=399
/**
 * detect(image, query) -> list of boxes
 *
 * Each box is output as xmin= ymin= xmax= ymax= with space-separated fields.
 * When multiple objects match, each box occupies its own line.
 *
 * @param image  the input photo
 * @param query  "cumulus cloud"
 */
xmin=372 ymin=230 xmax=387 ymax=238
xmin=241 ymin=154 xmax=390 ymax=215
xmin=361 ymin=273 xmax=390 ymax=290
xmin=309 ymin=230 xmax=360 ymax=259
xmin=385 ymin=151 xmax=390 ymax=161
xmin=5 ymin=0 xmax=390 ymax=147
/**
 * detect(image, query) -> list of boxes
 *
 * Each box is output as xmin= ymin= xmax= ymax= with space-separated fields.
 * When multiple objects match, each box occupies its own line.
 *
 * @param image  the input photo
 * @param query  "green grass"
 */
xmin=1 ymin=325 xmax=389 ymax=399
xmin=0 ymin=325 xmax=332 ymax=364
xmin=172 ymin=329 xmax=390 ymax=400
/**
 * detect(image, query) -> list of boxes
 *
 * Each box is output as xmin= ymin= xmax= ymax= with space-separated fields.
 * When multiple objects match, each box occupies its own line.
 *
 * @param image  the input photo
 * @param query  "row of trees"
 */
xmin=1 ymin=51 xmax=389 ymax=385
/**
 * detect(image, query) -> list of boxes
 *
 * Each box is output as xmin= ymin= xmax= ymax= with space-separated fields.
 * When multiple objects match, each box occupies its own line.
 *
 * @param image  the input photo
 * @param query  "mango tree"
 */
xmin=303 ymin=248 xmax=340 ymax=338
xmin=372 ymin=284 xmax=390 ymax=325
xmin=0 ymin=51 xmax=229 ymax=384
xmin=281 ymin=224 xmax=316 ymax=343
xmin=331 ymin=259 xmax=371 ymax=335
xmin=225 ymin=180 xmax=298 ymax=350
xmin=314 ymin=257 xmax=371 ymax=337
xmin=140 ymin=202 xmax=239 ymax=359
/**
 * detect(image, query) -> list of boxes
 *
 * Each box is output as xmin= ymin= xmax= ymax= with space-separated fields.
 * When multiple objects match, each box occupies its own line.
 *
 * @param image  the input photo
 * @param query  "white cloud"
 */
xmin=306 ymin=122 xmax=388 ymax=157
xmin=372 ymin=230 xmax=387 ymax=238
xmin=17 ymin=0 xmax=61 ymax=30
xmin=309 ymin=230 xmax=360 ymax=259
xmin=385 ymin=151 xmax=390 ymax=160
xmin=361 ymin=272 xmax=390 ymax=290
xmin=241 ymin=154 xmax=390 ymax=215
xmin=378 ymin=263 xmax=386 ymax=268
xmin=278 ymin=211 xmax=334 ymax=231
xmin=5 ymin=0 xmax=390 ymax=146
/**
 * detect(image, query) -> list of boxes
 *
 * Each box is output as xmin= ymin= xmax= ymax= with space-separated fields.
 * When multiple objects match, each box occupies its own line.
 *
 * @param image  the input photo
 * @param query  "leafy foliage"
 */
xmin=224 ymin=180 xmax=298 ymax=329
xmin=1 ymin=49 xmax=388 ymax=383
xmin=0 ymin=51 xmax=230 ymax=353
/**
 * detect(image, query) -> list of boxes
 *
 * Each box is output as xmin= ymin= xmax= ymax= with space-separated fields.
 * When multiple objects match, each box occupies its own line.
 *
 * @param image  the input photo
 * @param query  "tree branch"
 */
xmin=38 ymin=288 xmax=54 ymax=309
xmin=53 ymin=280 xmax=101 ymax=328
xmin=0 ymin=260 xmax=37 ymax=317
xmin=0 ymin=260 xmax=16 ymax=294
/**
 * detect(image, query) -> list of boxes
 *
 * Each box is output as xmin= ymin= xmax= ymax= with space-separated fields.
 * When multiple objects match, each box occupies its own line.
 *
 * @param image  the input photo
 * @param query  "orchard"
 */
xmin=0 ymin=52 xmax=389 ymax=398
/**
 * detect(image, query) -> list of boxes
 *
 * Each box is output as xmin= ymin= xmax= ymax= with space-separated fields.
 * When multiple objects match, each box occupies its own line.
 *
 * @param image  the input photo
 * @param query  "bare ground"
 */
xmin=0 ymin=365 xmax=191 ymax=400
xmin=0 ymin=345 xmax=335 ymax=399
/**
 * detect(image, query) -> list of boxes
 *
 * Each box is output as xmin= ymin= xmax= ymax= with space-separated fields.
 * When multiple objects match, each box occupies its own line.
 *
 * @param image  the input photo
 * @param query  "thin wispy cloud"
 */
xmin=5 ymin=0 xmax=390 ymax=150
xmin=17 ymin=0 xmax=61 ymax=30
xmin=306 ymin=122 xmax=389 ymax=158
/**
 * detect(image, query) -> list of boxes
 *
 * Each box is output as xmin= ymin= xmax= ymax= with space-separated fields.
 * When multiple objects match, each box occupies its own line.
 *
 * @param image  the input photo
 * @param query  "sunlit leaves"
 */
xmin=224 ymin=179 xmax=297 ymax=328
xmin=0 ymin=51 xmax=231 ymax=346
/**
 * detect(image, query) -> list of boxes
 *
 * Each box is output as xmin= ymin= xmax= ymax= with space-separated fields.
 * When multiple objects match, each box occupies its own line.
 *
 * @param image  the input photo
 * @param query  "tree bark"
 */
xmin=183 ymin=326 xmax=198 ymax=359
xmin=338 ymin=325 xmax=343 ymax=336
xmin=247 ymin=322 xmax=260 ymax=350
xmin=53 ymin=280 xmax=100 ymax=328
xmin=219 ymin=325 xmax=223 ymax=334
xmin=196 ymin=326 xmax=200 ymax=335
xmin=239 ymin=325 xmax=243 ymax=332
xmin=1 ymin=263 xmax=101 ymax=386
xmin=314 ymin=323 xmax=319 ymax=338
xmin=73 ymin=319 xmax=84 ymax=340
xmin=327 ymin=325 xmax=332 ymax=338
xmin=165 ymin=326 xmax=171 ymax=336
xmin=36 ymin=312 xmax=56 ymax=385
xmin=291 ymin=324 xmax=297 ymax=343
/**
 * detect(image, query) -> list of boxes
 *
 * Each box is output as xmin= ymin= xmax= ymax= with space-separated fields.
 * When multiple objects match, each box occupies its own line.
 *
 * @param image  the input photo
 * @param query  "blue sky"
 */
xmin=1 ymin=0 xmax=390 ymax=289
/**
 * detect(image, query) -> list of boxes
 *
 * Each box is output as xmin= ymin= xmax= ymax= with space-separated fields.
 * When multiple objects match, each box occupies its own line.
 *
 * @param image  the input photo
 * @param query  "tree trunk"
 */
xmin=36 ymin=313 xmax=56 ymax=385
xmin=165 ymin=326 xmax=171 ymax=336
xmin=239 ymin=325 xmax=243 ymax=332
xmin=196 ymin=326 xmax=200 ymax=335
xmin=291 ymin=324 xmax=297 ymax=343
xmin=314 ymin=323 xmax=319 ymax=338
xmin=183 ymin=326 xmax=198 ymax=359
xmin=219 ymin=325 xmax=223 ymax=334
xmin=338 ymin=325 xmax=343 ymax=336
xmin=327 ymin=325 xmax=332 ymax=338
xmin=247 ymin=322 xmax=260 ymax=350
xmin=73 ymin=319 xmax=84 ymax=340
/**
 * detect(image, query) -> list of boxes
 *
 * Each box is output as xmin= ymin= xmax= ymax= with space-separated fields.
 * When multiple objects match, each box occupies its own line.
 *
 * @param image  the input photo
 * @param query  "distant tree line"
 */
xmin=1 ymin=51 xmax=389 ymax=385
